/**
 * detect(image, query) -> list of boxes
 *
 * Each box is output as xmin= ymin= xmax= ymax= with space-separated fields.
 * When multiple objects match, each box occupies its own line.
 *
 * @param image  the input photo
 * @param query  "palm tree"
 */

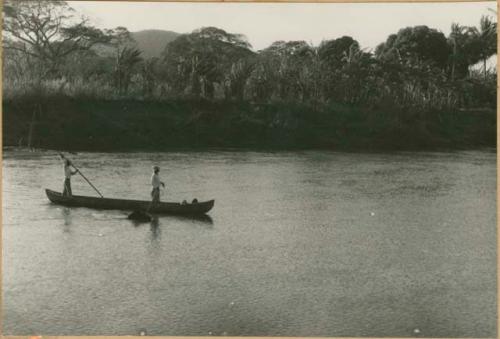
xmin=226 ymin=58 xmax=255 ymax=100
xmin=115 ymin=46 xmax=143 ymax=95
xmin=448 ymin=23 xmax=466 ymax=80
xmin=470 ymin=15 xmax=497 ymax=80
xmin=141 ymin=57 xmax=159 ymax=97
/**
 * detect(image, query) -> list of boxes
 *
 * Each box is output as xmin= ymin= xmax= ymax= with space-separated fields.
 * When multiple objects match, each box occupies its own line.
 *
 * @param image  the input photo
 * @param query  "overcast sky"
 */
xmin=70 ymin=1 xmax=495 ymax=51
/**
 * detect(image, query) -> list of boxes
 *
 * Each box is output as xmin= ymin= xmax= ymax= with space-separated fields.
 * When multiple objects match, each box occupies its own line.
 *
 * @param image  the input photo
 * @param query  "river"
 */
xmin=2 ymin=149 xmax=497 ymax=337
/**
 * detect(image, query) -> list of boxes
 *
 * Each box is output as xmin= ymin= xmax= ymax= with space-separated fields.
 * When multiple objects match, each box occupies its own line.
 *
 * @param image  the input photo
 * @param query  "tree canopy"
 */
xmin=375 ymin=26 xmax=451 ymax=68
xmin=2 ymin=3 xmax=497 ymax=111
xmin=162 ymin=27 xmax=254 ymax=98
xmin=3 ymin=0 xmax=111 ymax=77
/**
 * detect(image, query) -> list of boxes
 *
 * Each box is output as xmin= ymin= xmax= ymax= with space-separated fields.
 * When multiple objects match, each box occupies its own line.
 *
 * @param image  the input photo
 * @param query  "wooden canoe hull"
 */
xmin=45 ymin=189 xmax=214 ymax=215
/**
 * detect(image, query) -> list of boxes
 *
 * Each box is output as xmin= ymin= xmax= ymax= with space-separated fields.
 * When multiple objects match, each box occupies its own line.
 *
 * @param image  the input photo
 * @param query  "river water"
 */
xmin=2 ymin=149 xmax=497 ymax=337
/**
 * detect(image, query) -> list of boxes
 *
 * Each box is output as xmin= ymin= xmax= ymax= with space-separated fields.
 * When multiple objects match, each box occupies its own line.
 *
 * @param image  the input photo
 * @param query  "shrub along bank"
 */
xmin=3 ymin=96 xmax=496 ymax=152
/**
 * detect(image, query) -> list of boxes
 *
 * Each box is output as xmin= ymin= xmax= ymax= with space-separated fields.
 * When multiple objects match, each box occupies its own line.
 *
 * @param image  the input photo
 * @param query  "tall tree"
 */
xmin=163 ymin=27 xmax=254 ymax=99
xmin=2 ymin=0 xmax=113 ymax=149
xmin=448 ymin=23 xmax=470 ymax=80
xmin=467 ymin=15 xmax=497 ymax=79
xmin=375 ymin=26 xmax=451 ymax=69
xmin=318 ymin=36 xmax=362 ymax=101
xmin=225 ymin=58 xmax=256 ymax=101
xmin=141 ymin=57 xmax=161 ymax=98
xmin=106 ymin=27 xmax=143 ymax=95
xmin=115 ymin=47 xmax=143 ymax=95
xmin=3 ymin=0 xmax=110 ymax=78
xmin=255 ymin=40 xmax=317 ymax=102
xmin=319 ymin=36 xmax=360 ymax=69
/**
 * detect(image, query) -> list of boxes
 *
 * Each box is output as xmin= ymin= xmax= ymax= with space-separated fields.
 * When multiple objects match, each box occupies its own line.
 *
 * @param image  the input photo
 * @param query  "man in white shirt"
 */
xmin=151 ymin=166 xmax=165 ymax=203
xmin=63 ymin=158 xmax=77 ymax=196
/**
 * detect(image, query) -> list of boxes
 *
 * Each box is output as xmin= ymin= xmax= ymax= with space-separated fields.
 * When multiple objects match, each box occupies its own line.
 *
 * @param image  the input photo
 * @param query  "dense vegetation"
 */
xmin=2 ymin=0 xmax=497 ymax=151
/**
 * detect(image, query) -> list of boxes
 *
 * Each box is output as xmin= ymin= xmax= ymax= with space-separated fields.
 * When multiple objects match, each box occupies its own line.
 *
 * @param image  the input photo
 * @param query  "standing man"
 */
xmin=62 ymin=157 xmax=77 ymax=196
xmin=151 ymin=166 xmax=165 ymax=203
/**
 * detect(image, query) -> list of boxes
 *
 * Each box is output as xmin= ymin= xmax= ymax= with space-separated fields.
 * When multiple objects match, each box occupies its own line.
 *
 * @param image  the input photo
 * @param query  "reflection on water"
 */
xmin=167 ymin=213 xmax=214 ymax=225
xmin=62 ymin=208 xmax=72 ymax=227
xmin=150 ymin=216 xmax=161 ymax=242
xmin=2 ymin=149 xmax=497 ymax=337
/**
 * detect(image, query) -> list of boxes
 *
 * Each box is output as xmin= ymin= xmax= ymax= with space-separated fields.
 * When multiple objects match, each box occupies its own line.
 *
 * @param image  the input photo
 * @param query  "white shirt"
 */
xmin=151 ymin=173 xmax=162 ymax=188
xmin=64 ymin=164 xmax=73 ymax=179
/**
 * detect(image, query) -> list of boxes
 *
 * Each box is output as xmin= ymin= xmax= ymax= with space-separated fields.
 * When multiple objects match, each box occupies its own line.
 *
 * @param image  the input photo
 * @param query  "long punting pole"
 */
xmin=59 ymin=153 xmax=104 ymax=198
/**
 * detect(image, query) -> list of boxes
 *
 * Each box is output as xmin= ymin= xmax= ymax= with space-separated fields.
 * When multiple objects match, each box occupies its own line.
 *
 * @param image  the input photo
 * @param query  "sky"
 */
xmin=70 ymin=1 xmax=496 ymax=51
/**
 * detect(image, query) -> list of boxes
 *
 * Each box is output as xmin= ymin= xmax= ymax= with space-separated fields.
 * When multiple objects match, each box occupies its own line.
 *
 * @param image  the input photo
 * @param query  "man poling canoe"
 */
xmin=59 ymin=153 xmax=104 ymax=198
xmin=61 ymin=155 xmax=78 ymax=197
xmin=49 ymin=155 xmax=214 ymax=220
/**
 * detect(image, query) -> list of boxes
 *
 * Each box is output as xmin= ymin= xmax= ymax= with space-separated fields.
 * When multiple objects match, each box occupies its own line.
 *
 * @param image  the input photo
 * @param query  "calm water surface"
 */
xmin=2 ymin=150 xmax=497 ymax=337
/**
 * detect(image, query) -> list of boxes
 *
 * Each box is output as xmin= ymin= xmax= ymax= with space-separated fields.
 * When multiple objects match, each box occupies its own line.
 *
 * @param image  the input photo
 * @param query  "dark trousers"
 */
xmin=151 ymin=187 xmax=160 ymax=203
xmin=63 ymin=178 xmax=72 ymax=196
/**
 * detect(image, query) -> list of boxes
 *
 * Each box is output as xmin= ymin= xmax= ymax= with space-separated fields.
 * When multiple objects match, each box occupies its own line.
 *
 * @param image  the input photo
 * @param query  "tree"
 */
xmin=225 ymin=58 xmax=256 ymax=101
xmin=318 ymin=36 xmax=362 ymax=101
xmin=339 ymin=45 xmax=376 ymax=104
xmin=448 ymin=23 xmax=471 ymax=80
xmin=467 ymin=15 xmax=497 ymax=80
xmin=2 ymin=0 xmax=114 ymax=149
xmin=254 ymin=40 xmax=317 ymax=102
xmin=103 ymin=27 xmax=143 ymax=95
xmin=141 ymin=57 xmax=161 ymax=97
xmin=115 ymin=47 xmax=143 ymax=95
xmin=163 ymin=27 xmax=254 ymax=99
xmin=375 ymin=26 xmax=451 ymax=69
xmin=3 ymin=0 xmax=110 ymax=78
xmin=318 ymin=36 xmax=360 ymax=69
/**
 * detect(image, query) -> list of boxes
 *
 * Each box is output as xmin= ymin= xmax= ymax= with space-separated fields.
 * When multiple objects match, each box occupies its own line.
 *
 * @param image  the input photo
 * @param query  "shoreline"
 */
xmin=3 ymin=145 xmax=496 ymax=155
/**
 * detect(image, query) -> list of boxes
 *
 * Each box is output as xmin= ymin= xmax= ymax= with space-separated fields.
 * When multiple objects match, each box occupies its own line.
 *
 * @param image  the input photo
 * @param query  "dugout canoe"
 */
xmin=45 ymin=189 xmax=214 ymax=215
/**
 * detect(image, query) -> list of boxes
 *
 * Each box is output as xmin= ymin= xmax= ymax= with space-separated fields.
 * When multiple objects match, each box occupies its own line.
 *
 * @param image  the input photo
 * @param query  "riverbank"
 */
xmin=3 ymin=97 xmax=496 ymax=152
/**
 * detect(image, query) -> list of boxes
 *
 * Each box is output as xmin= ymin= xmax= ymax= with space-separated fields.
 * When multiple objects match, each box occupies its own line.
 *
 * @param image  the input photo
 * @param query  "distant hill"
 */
xmin=131 ymin=30 xmax=181 ymax=58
